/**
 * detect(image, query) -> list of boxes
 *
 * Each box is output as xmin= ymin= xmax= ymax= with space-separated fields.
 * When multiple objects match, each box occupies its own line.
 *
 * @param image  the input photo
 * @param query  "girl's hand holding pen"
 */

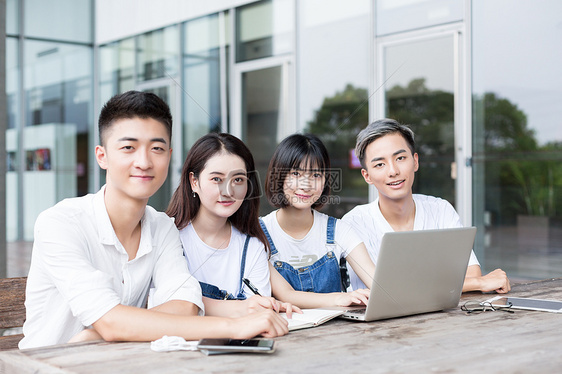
xmin=245 ymin=295 xmax=302 ymax=319
xmin=243 ymin=278 xmax=302 ymax=317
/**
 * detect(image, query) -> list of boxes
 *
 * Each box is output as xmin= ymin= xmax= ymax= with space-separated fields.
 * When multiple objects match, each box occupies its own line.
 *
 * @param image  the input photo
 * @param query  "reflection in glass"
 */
xmin=306 ymin=84 xmax=369 ymax=217
xmin=376 ymin=0 xmax=463 ymax=36
xmin=137 ymin=26 xmax=179 ymax=82
xmin=6 ymin=38 xmax=19 ymax=130
xmin=6 ymin=37 xmax=20 ymax=241
xmin=242 ymin=66 xmax=283 ymax=215
xmin=99 ymin=38 xmax=135 ymax=105
xmin=472 ymin=1 xmax=562 ymax=279
xmin=24 ymin=0 xmax=92 ymax=43
xmin=183 ymin=13 xmax=228 ymax=153
xmin=236 ymin=0 xmax=294 ymax=62
xmin=384 ymin=36 xmax=455 ymax=205
xmin=21 ymin=41 xmax=93 ymax=240
xmin=6 ymin=0 xmax=19 ymax=35
xmin=299 ymin=0 xmax=370 ymax=218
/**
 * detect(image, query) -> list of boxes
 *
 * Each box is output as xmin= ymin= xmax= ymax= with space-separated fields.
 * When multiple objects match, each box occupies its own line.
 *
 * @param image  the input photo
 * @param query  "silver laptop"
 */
xmin=341 ymin=227 xmax=476 ymax=321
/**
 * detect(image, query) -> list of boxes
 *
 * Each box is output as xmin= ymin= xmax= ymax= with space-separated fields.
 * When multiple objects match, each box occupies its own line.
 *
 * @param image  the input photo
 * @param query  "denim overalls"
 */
xmin=199 ymin=235 xmax=250 ymax=300
xmin=259 ymin=216 xmax=342 ymax=293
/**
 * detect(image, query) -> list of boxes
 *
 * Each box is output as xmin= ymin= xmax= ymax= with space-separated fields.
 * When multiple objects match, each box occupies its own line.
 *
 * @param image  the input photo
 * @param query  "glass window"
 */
xmin=6 ymin=38 xmax=19 ymax=130
xmin=99 ymin=38 xmax=135 ymax=105
xmin=241 ymin=65 xmax=284 ymax=216
xmin=6 ymin=0 xmax=19 ymax=35
xmin=298 ymin=0 xmax=371 ymax=218
xmin=376 ymin=0 xmax=463 ymax=36
xmin=236 ymin=0 xmax=294 ymax=62
xmin=472 ymin=1 xmax=562 ymax=279
xmin=183 ymin=12 xmax=229 ymax=152
xmin=22 ymin=40 xmax=93 ymax=240
xmin=137 ymin=26 xmax=179 ymax=82
xmin=24 ymin=0 xmax=92 ymax=43
xmin=384 ymin=36 xmax=456 ymax=206
xmin=6 ymin=37 xmax=20 ymax=242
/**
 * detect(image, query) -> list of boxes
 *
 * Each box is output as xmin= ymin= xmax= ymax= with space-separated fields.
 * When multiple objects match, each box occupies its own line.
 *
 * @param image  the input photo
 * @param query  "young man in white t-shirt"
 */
xmin=342 ymin=118 xmax=511 ymax=293
xmin=20 ymin=91 xmax=288 ymax=349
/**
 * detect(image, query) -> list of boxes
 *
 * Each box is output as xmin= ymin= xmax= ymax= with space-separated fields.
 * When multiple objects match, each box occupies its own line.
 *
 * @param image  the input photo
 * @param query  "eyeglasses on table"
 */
xmin=460 ymin=300 xmax=514 ymax=314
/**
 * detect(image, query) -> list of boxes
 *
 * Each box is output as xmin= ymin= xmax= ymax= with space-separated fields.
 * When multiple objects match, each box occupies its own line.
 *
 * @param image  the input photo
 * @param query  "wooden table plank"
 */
xmin=2 ymin=278 xmax=562 ymax=373
xmin=0 ymin=277 xmax=27 ymax=329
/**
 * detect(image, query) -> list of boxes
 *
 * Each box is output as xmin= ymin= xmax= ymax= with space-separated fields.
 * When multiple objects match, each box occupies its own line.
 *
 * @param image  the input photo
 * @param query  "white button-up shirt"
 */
xmin=20 ymin=186 xmax=203 ymax=349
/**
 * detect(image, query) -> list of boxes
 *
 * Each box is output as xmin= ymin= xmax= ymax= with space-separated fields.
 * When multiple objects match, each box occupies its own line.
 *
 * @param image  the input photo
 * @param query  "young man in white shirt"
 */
xmin=342 ymin=118 xmax=511 ymax=294
xmin=20 ymin=91 xmax=288 ymax=349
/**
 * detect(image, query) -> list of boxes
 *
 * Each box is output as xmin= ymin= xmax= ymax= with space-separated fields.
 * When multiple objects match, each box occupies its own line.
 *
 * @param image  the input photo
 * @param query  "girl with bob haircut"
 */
xmin=261 ymin=133 xmax=375 ymax=294
xmin=168 ymin=133 xmax=371 ymax=313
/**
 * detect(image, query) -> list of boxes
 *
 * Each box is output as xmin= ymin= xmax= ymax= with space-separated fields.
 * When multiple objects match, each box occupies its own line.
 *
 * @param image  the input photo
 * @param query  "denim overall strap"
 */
xmin=199 ymin=281 xmax=232 ymax=300
xmin=326 ymin=216 xmax=336 ymax=245
xmin=273 ymin=252 xmax=341 ymax=293
xmin=272 ymin=215 xmax=341 ymax=293
xmin=259 ymin=218 xmax=278 ymax=255
xmin=235 ymin=235 xmax=251 ymax=299
xmin=199 ymin=235 xmax=251 ymax=301
xmin=327 ymin=215 xmax=350 ymax=291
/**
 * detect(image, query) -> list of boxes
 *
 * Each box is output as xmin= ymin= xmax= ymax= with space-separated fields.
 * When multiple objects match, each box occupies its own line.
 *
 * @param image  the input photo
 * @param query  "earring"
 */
xmin=192 ymin=192 xmax=197 ymax=198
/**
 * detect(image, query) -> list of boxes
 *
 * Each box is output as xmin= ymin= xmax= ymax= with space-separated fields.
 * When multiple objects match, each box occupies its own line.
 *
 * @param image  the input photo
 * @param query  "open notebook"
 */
xmin=281 ymin=308 xmax=344 ymax=331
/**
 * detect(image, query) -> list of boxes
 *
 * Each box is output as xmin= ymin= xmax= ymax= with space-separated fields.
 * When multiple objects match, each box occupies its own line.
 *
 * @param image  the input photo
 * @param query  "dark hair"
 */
xmin=355 ymin=118 xmax=416 ymax=169
xmin=265 ymin=133 xmax=331 ymax=210
xmin=98 ymin=90 xmax=173 ymax=145
xmin=166 ymin=133 xmax=269 ymax=251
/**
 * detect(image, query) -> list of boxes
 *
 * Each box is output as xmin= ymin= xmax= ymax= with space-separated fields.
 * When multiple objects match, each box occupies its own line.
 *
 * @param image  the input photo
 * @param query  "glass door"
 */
xmin=233 ymin=58 xmax=294 ymax=215
xmin=378 ymin=30 xmax=469 ymax=221
xmin=136 ymin=80 xmax=182 ymax=212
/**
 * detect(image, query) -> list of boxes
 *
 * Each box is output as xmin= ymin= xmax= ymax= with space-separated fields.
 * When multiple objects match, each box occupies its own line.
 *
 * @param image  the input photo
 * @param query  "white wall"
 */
xmin=96 ymin=0 xmax=255 ymax=44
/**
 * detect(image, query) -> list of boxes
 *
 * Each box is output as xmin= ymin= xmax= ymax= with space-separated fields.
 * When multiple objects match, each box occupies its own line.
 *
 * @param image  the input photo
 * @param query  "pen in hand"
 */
xmin=242 ymin=277 xmax=261 ymax=296
xmin=243 ymin=277 xmax=297 ymax=317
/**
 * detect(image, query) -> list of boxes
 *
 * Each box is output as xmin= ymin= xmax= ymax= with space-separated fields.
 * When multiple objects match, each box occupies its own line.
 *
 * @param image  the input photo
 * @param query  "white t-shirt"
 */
xmin=20 ymin=186 xmax=204 ymax=349
xmin=260 ymin=209 xmax=363 ymax=268
xmin=179 ymin=223 xmax=272 ymax=299
xmin=342 ymin=194 xmax=480 ymax=290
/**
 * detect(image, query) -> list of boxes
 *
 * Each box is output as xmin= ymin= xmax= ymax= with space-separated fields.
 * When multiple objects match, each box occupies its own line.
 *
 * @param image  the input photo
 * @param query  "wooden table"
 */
xmin=2 ymin=278 xmax=562 ymax=373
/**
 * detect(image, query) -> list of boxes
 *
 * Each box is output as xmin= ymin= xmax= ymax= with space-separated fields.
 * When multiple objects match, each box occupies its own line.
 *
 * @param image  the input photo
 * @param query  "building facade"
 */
xmin=4 ymin=0 xmax=562 ymax=280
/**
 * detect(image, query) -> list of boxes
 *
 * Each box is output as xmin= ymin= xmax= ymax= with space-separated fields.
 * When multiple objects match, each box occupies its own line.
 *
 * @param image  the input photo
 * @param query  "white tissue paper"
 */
xmin=151 ymin=335 xmax=199 ymax=352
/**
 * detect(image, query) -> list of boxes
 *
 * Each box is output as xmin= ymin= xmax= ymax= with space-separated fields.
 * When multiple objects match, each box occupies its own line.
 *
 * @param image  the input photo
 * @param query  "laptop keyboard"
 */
xmin=348 ymin=308 xmax=366 ymax=315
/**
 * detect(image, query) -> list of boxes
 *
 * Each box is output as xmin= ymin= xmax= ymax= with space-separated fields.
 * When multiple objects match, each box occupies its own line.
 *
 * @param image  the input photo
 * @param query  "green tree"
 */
xmin=387 ymin=78 xmax=456 ymax=203
xmin=477 ymin=92 xmax=561 ymax=220
xmin=307 ymin=79 xmax=562 ymax=223
xmin=305 ymin=83 xmax=369 ymax=218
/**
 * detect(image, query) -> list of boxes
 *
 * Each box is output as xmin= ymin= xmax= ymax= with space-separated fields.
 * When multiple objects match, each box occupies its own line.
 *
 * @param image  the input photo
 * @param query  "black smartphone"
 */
xmin=197 ymin=339 xmax=275 ymax=354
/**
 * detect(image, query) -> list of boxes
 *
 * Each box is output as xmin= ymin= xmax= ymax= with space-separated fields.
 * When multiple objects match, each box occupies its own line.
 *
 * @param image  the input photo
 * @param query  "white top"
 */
xmin=342 ymin=194 xmax=480 ymax=290
xmin=179 ymin=223 xmax=272 ymax=298
xmin=260 ymin=210 xmax=363 ymax=268
xmin=20 ymin=186 xmax=204 ymax=349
